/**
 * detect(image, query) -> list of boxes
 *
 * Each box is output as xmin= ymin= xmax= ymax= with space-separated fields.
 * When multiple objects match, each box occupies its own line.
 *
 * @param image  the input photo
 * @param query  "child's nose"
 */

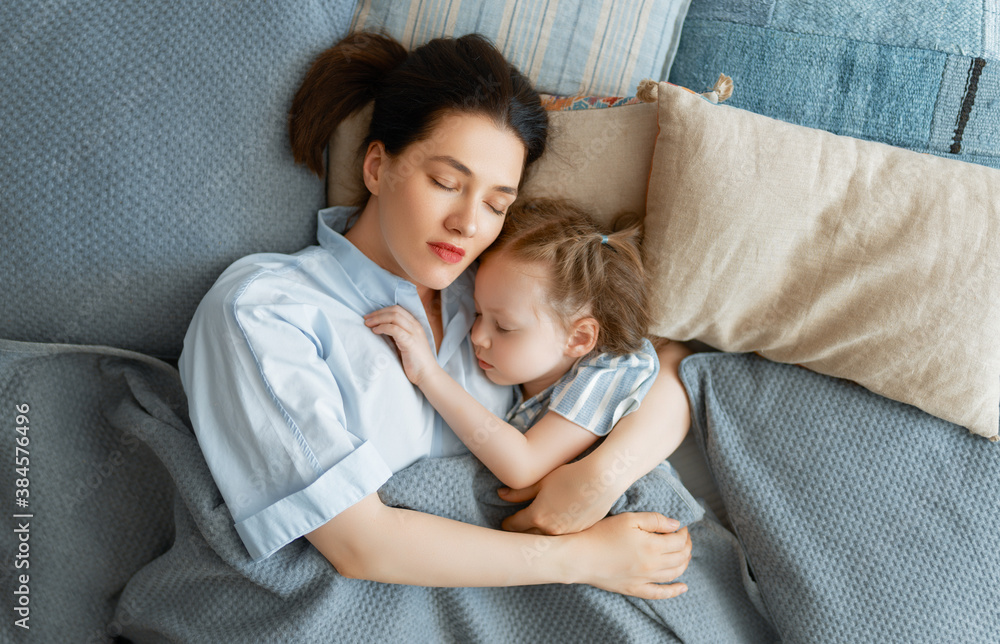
xmin=470 ymin=316 xmax=488 ymax=348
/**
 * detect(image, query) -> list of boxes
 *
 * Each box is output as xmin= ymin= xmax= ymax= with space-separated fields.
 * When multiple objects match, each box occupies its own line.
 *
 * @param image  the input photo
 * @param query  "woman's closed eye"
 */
xmin=431 ymin=177 xmax=457 ymax=191
xmin=431 ymin=178 xmax=506 ymax=216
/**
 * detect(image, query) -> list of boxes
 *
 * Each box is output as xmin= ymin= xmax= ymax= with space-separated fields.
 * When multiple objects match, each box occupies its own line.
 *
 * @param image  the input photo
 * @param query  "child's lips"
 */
xmin=477 ymin=356 xmax=492 ymax=370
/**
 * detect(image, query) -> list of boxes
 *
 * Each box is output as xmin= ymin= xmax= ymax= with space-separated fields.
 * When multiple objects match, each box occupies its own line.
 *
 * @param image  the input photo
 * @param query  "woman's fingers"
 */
xmin=633 ymin=518 xmax=691 ymax=586
xmin=632 ymin=512 xmax=681 ymax=535
xmin=653 ymin=527 xmax=692 ymax=582
xmin=635 ymin=582 xmax=689 ymax=600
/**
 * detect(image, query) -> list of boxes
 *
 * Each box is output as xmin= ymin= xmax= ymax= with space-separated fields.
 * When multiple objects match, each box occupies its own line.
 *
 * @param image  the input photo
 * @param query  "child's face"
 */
xmin=471 ymin=251 xmax=579 ymax=398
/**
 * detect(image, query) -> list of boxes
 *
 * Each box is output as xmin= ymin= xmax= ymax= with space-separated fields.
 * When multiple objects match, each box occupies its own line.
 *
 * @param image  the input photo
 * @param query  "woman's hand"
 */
xmin=499 ymin=456 xmax=622 ymax=535
xmin=566 ymin=512 xmax=691 ymax=599
xmin=364 ymin=305 xmax=439 ymax=385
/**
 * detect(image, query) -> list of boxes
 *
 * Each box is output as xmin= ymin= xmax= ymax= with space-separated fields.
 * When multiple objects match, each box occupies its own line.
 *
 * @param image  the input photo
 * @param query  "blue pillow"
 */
xmin=0 ymin=2 xmax=358 ymax=358
xmin=351 ymin=0 xmax=693 ymax=96
xmin=679 ymin=352 xmax=1000 ymax=642
xmin=668 ymin=0 xmax=999 ymax=170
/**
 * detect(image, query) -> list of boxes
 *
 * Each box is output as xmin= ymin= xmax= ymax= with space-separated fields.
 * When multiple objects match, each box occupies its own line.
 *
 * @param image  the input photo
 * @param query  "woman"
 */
xmin=178 ymin=31 xmax=692 ymax=599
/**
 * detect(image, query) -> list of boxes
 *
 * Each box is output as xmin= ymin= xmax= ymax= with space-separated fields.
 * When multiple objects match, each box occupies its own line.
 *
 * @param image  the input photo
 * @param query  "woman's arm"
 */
xmin=306 ymin=492 xmax=691 ymax=598
xmin=500 ymin=339 xmax=692 ymax=535
xmin=365 ymin=305 xmax=598 ymax=489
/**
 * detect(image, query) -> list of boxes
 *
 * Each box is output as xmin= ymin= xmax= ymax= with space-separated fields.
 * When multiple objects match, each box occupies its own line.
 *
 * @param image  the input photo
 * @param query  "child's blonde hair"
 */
xmin=484 ymin=198 xmax=651 ymax=355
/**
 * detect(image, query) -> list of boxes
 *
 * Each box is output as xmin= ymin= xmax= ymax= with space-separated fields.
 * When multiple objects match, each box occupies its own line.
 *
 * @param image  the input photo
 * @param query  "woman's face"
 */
xmin=361 ymin=111 xmax=527 ymax=291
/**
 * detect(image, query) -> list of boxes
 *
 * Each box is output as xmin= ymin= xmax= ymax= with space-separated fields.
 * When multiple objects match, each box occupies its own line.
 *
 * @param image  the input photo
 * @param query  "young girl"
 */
xmin=365 ymin=198 xmax=679 ymax=492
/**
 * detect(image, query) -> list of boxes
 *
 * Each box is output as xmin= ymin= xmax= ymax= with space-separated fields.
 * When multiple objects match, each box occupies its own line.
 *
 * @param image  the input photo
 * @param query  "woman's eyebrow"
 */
xmin=430 ymin=155 xmax=472 ymax=175
xmin=429 ymin=155 xmax=518 ymax=196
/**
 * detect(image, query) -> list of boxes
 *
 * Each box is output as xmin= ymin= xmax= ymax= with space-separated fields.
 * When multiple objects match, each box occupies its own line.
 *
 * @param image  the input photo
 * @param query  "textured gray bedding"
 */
xmin=0 ymin=339 xmax=775 ymax=642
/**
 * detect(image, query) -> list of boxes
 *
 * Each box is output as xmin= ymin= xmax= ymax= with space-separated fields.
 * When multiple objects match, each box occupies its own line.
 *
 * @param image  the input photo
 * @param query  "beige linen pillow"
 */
xmin=644 ymin=81 xmax=1000 ymax=440
xmin=327 ymin=100 xmax=659 ymax=227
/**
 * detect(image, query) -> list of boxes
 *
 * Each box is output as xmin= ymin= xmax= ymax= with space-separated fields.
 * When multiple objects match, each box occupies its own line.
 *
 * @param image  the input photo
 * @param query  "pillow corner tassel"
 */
xmin=634 ymin=74 xmax=733 ymax=104
xmin=702 ymin=73 xmax=733 ymax=104
xmin=636 ymin=78 xmax=659 ymax=103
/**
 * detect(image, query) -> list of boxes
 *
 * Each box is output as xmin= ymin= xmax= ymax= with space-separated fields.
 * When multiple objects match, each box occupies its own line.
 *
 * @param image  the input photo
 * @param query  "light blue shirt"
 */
xmin=506 ymin=338 xmax=660 ymax=435
xmin=178 ymin=206 xmax=515 ymax=561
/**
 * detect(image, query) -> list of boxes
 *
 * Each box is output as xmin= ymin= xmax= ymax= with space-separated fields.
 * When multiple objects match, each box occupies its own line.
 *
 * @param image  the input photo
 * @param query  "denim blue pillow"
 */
xmin=0 ymin=2 xmax=358 ymax=358
xmin=668 ymin=0 xmax=999 ymax=170
xmin=679 ymin=352 xmax=1000 ymax=642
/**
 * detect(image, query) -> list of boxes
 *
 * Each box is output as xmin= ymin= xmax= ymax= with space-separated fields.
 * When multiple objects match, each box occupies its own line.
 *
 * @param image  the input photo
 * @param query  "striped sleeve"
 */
xmin=547 ymin=338 xmax=660 ymax=436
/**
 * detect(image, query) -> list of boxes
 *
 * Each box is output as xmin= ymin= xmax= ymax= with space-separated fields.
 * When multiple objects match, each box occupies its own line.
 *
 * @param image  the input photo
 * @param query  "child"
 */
xmin=363 ymin=198 xmax=662 ymax=491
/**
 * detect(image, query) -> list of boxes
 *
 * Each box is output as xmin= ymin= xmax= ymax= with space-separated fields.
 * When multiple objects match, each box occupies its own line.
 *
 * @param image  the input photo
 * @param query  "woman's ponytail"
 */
xmin=289 ymin=32 xmax=407 ymax=177
xmin=289 ymin=31 xmax=547 ymax=185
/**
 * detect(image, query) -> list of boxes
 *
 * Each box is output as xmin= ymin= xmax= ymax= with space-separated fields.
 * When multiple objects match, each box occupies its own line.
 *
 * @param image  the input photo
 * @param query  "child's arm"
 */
xmin=500 ymin=339 xmax=692 ymax=535
xmin=364 ymin=305 xmax=598 ymax=489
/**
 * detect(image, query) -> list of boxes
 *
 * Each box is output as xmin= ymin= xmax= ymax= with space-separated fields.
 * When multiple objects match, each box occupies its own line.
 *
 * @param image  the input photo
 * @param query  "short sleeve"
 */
xmin=547 ymin=338 xmax=660 ymax=436
xmin=178 ymin=261 xmax=393 ymax=561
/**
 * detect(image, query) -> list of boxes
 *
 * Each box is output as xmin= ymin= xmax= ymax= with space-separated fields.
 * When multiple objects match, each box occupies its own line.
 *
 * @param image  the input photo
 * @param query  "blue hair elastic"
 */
xmin=600 ymin=234 xmax=609 ymax=245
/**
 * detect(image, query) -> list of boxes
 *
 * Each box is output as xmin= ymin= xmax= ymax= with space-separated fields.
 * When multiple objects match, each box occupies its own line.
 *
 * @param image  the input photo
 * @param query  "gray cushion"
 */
xmin=0 ymin=1 xmax=358 ymax=358
xmin=679 ymin=352 xmax=1000 ymax=642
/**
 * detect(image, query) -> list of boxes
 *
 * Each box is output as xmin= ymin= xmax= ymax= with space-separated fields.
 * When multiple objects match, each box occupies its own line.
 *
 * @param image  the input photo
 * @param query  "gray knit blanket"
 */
xmin=0 ymin=340 xmax=775 ymax=642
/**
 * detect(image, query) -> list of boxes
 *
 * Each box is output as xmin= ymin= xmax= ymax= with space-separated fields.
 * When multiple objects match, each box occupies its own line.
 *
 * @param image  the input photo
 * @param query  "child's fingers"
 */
xmin=368 ymin=323 xmax=416 ymax=349
xmin=365 ymin=304 xmax=409 ymax=318
xmin=364 ymin=305 xmax=419 ymax=331
xmin=497 ymin=484 xmax=540 ymax=503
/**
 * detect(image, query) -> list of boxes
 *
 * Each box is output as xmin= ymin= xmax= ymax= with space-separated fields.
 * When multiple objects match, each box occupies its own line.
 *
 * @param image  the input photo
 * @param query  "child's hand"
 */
xmin=363 ymin=305 xmax=438 ymax=386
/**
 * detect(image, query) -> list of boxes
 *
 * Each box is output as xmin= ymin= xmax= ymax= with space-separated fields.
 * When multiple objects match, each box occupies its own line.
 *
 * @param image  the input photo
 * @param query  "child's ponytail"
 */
xmin=289 ymin=33 xmax=407 ymax=177
xmin=590 ymin=212 xmax=650 ymax=354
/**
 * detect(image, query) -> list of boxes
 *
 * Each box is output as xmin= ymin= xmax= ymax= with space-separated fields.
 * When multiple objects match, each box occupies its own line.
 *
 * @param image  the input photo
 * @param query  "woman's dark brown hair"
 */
xmin=289 ymin=31 xmax=547 ymax=184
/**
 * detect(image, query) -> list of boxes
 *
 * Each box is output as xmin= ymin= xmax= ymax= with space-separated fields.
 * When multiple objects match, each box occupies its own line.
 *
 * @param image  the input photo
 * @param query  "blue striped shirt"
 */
xmin=505 ymin=338 xmax=660 ymax=435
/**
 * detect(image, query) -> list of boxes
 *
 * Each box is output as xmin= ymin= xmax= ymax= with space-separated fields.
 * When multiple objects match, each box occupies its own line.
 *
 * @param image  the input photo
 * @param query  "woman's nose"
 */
xmin=446 ymin=197 xmax=478 ymax=238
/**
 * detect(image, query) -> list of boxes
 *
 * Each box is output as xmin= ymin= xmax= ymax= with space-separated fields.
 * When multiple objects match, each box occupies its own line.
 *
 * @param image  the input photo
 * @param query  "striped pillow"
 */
xmin=350 ymin=0 xmax=693 ymax=96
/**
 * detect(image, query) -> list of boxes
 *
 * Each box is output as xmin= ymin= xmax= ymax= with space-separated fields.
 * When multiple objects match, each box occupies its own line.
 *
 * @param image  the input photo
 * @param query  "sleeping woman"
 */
xmin=178 ymin=31 xmax=693 ymax=599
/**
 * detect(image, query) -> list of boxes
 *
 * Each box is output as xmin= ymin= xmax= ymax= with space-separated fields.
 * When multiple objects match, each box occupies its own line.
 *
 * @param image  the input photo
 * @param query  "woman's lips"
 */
xmin=428 ymin=242 xmax=465 ymax=264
